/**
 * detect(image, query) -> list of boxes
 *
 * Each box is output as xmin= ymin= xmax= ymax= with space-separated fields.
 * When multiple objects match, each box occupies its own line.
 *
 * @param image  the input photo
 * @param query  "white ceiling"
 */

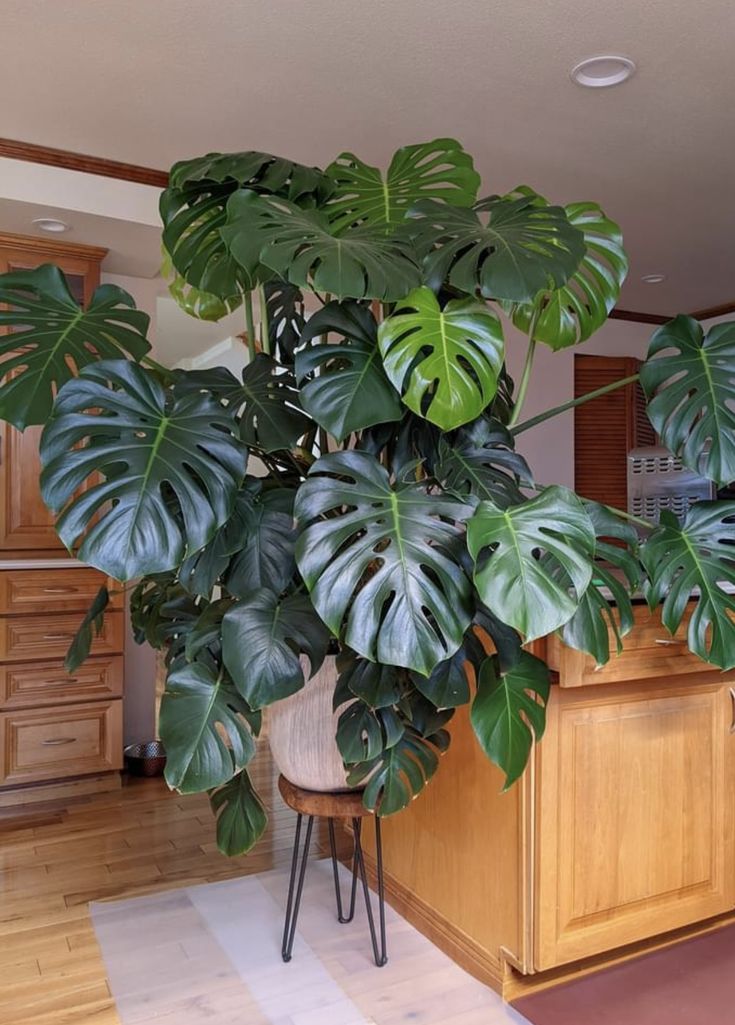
xmin=3 ymin=0 xmax=735 ymax=314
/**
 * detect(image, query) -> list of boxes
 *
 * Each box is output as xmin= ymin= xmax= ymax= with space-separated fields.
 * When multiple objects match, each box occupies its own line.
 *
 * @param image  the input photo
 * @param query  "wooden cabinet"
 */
xmin=534 ymin=678 xmax=735 ymax=968
xmin=0 ymin=233 xmax=123 ymax=804
xmin=0 ymin=232 xmax=106 ymax=556
xmin=368 ymin=611 xmax=735 ymax=1000
xmin=574 ymin=354 xmax=655 ymax=511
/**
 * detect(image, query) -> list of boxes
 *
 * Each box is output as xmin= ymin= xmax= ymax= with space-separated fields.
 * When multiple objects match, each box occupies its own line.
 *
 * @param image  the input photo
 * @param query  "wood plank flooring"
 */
xmin=0 ymin=748 xmax=301 ymax=1025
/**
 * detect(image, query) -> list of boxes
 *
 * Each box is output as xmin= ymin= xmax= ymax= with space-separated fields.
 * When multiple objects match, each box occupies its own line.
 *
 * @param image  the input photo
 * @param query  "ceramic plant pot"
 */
xmin=266 ymin=655 xmax=356 ymax=792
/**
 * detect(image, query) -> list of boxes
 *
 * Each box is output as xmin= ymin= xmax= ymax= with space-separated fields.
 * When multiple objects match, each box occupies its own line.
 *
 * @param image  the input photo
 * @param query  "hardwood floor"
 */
xmin=0 ymin=748 xmax=302 ymax=1025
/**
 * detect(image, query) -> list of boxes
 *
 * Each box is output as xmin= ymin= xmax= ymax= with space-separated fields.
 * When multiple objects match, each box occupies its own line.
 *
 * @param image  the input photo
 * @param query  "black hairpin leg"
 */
xmin=352 ymin=816 xmax=388 ymax=967
xmin=281 ymin=813 xmax=314 ymax=962
xmin=328 ymin=817 xmax=359 ymax=923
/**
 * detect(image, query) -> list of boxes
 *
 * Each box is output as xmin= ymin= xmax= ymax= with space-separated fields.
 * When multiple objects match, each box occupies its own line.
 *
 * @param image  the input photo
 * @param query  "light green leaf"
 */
xmin=378 ymin=287 xmax=504 ymax=430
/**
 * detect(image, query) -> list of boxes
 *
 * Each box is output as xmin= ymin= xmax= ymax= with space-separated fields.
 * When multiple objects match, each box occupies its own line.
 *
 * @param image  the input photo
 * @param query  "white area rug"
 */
xmin=91 ymin=860 xmax=529 ymax=1024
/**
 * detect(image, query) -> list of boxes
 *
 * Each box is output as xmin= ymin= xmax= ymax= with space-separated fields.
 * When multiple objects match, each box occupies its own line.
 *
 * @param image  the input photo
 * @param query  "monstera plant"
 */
xmin=1 ymin=138 xmax=734 ymax=856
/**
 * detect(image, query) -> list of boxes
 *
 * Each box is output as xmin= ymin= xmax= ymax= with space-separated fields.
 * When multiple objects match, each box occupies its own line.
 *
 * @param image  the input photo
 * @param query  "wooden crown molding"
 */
xmin=609 ymin=307 xmax=672 ymax=326
xmin=688 ymin=300 xmax=735 ymax=320
xmin=0 ymin=231 xmax=108 ymax=264
xmin=0 ymin=137 xmax=168 ymax=189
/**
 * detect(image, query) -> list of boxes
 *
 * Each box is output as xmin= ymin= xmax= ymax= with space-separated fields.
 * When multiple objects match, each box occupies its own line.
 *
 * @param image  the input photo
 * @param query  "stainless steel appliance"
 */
xmin=627 ymin=445 xmax=715 ymax=522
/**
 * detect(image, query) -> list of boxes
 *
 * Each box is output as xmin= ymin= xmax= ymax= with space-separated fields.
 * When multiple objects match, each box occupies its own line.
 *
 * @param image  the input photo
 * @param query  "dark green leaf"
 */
xmin=325 ymin=138 xmax=480 ymax=233
xmin=474 ymin=603 xmax=523 ymax=674
xmin=221 ymin=588 xmax=331 ymax=709
xmin=378 ymin=287 xmax=504 ymax=430
xmin=406 ymin=192 xmax=585 ymax=302
xmin=39 ymin=360 xmax=247 ymax=581
xmin=235 ymin=353 xmax=311 ymax=453
xmin=640 ymin=503 xmax=735 ymax=670
xmin=295 ymin=451 xmax=474 ymax=675
xmin=337 ymin=701 xmax=404 ymax=764
xmin=179 ymin=483 xmax=261 ymax=597
xmin=471 ymin=651 xmax=550 ymax=788
xmin=169 ymin=150 xmax=329 ymax=199
xmin=411 ymin=642 xmax=473 ymax=708
xmin=640 ymin=316 xmax=735 ymax=486
xmin=225 ymin=485 xmax=297 ymax=598
xmin=160 ymin=658 xmax=256 ymax=793
xmin=223 ymin=190 xmax=422 ymax=302
xmin=350 ymin=728 xmax=448 ymax=815
xmin=467 ymin=486 xmax=595 ymax=641
xmin=295 ymin=301 xmax=402 ymax=443
xmin=505 ymin=198 xmax=628 ymax=350
xmin=336 ymin=648 xmax=402 ymax=708
xmin=0 ymin=265 xmax=150 ymax=430
xmin=209 ymin=769 xmax=268 ymax=856
xmin=436 ymin=418 xmax=532 ymax=507
xmin=264 ymin=279 xmax=305 ymax=362
xmin=64 ymin=586 xmax=110 ymax=673
xmin=558 ymin=502 xmax=640 ymax=667
xmin=183 ymin=598 xmax=233 ymax=661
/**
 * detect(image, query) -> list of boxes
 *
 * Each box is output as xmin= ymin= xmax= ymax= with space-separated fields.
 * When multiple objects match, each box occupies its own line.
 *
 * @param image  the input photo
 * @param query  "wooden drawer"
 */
xmin=0 ymin=567 xmax=119 ymax=615
xmin=0 ymin=655 xmax=123 ymax=709
xmin=547 ymin=602 xmax=719 ymax=687
xmin=0 ymin=610 xmax=124 ymax=663
xmin=0 ymin=699 xmax=122 ymax=786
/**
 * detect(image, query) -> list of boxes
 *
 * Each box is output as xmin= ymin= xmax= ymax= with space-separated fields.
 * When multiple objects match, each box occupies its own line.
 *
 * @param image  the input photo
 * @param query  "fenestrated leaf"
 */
xmin=640 ymin=316 xmax=735 ymax=486
xmin=179 ymin=484 xmax=259 ymax=597
xmin=264 ymin=279 xmax=306 ymax=362
xmin=160 ymin=657 xmax=257 ymax=793
xmin=183 ymin=598 xmax=233 ymax=662
xmin=467 ymin=486 xmax=595 ymax=641
xmin=39 ymin=361 xmax=246 ymax=581
xmin=162 ymin=150 xmax=330 ymax=300
xmin=295 ymin=451 xmax=475 ymax=676
xmin=471 ymin=651 xmax=550 ymax=788
xmin=64 ymin=586 xmax=110 ymax=673
xmin=640 ymin=503 xmax=735 ymax=670
xmin=558 ymin=502 xmax=641 ymax=667
xmin=223 ymin=190 xmax=422 ymax=302
xmin=336 ymin=648 xmax=402 ymax=709
xmin=411 ymin=634 xmax=477 ymax=708
xmin=225 ymin=486 xmax=296 ymax=598
xmin=235 ymin=353 xmax=311 ymax=453
xmin=337 ymin=701 xmax=404 ymax=764
xmin=0 ymin=265 xmax=150 ymax=430
xmin=295 ymin=301 xmax=402 ymax=443
xmin=162 ymin=248 xmax=240 ymax=322
xmin=505 ymin=197 xmax=628 ymax=350
xmin=406 ymin=191 xmax=585 ymax=302
xmin=209 ymin=769 xmax=268 ymax=856
xmin=378 ymin=287 xmax=504 ymax=431
xmin=349 ymin=727 xmax=449 ymax=815
xmin=436 ymin=418 xmax=532 ymax=508
xmin=221 ymin=588 xmax=331 ymax=709
xmin=325 ymin=138 xmax=480 ymax=233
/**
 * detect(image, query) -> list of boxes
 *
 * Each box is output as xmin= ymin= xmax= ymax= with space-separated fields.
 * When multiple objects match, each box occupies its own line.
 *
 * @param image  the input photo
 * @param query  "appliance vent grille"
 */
xmin=627 ymin=446 xmax=714 ymax=524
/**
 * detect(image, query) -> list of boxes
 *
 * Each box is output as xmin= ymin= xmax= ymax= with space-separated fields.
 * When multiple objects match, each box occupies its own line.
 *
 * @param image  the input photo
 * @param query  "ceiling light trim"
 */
xmin=570 ymin=55 xmax=636 ymax=89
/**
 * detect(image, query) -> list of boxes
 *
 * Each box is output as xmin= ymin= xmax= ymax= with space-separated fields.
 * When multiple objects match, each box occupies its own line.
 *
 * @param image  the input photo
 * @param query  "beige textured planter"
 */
xmin=266 ymin=655 xmax=356 ymax=792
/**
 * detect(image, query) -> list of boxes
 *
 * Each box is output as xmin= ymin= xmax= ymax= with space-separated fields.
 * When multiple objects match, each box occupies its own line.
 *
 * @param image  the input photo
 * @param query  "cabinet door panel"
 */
xmin=0 ymin=611 xmax=123 ymax=662
xmin=0 ymin=421 xmax=62 ymax=551
xmin=535 ymin=681 xmax=735 ymax=969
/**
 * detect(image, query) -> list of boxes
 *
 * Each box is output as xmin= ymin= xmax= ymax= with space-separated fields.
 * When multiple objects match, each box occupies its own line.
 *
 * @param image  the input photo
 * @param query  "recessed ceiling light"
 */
xmin=641 ymin=273 xmax=666 ymax=284
xmin=32 ymin=217 xmax=70 ymax=234
xmin=571 ymin=55 xmax=636 ymax=88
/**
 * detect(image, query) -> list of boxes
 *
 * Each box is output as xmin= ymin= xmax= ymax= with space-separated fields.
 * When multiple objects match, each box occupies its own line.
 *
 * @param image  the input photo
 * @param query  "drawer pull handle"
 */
xmin=41 ymin=737 xmax=76 ymax=746
xmin=47 ymin=677 xmax=78 ymax=685
xmin=42 ymin=587 xmax=76 ymax=594
xmin=42 ymin=633 xmax=72 ymax=641
xmin=654 ymin=638 xmax=687 ymax=646
xmin=730 ymin=688 xmax=735 ymax=734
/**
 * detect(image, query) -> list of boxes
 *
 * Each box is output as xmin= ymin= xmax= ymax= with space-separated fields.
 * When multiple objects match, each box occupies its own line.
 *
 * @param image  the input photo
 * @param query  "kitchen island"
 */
xmin=364 ymin=601 xmax=735 ymax=999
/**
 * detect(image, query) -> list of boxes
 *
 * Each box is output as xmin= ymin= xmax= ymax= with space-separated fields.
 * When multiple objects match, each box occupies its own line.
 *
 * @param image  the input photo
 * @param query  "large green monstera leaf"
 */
xmin=210 ymin=770 xmax=268 ymax=856
xmin=225 ymin=487 xmax=297 ymax=598
xmin=0 ymin=265 xmax=151 ymax=430
xmin=295 ymin=451 xmax=474 ymax=675
xmin=554 ymin=503 xmax=641 ymax=667
xmin=235 ymin=354 xmax=311 ymax=453
xmin=295 ymin=301 xmax=402 ymax=442
xmin=436 ymin=418 xmax=532 ymax=507
xmin=641 ymin=503 xmax=735 ymax=670
xmin=222 ymin=190 xmax=422 ymax=301
xmin=348 ymin=727 xmax=449 ymax=815
xmin=378 ymin=287 xmax=505 ymax=430
xmin=471 ymin=651 xmax=550 ymax=788
xmin=406 ymin=191 xmax=585 ymax=302
xmin=640 ymin=316 xmax=735 ymax=486
xmin=325 ymin=138 xmax=480 ymax=233
xmin=506 ymin=198 xmax=628 ymax=350
xmin=221 ymin=588 xmax=331 ymax=708
xmin=159 ymin=657 xmax=257 ymax=793
xmin=39 ymin=361 xmax=246 ymax=581
xmin=162 ymin=150 xmax=330 ymax=302
xmin=467 ymin=486 xmax=595 ymax=641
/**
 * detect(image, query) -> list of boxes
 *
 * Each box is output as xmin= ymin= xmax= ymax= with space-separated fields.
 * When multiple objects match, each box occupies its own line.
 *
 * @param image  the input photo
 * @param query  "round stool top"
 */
xmin=278 ymin=775 xmax=371 ymax=819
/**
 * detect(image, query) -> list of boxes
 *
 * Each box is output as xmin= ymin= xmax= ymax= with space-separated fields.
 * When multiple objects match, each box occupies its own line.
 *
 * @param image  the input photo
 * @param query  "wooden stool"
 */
xmin=278 ymin=775 xmax=387 ymax=967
